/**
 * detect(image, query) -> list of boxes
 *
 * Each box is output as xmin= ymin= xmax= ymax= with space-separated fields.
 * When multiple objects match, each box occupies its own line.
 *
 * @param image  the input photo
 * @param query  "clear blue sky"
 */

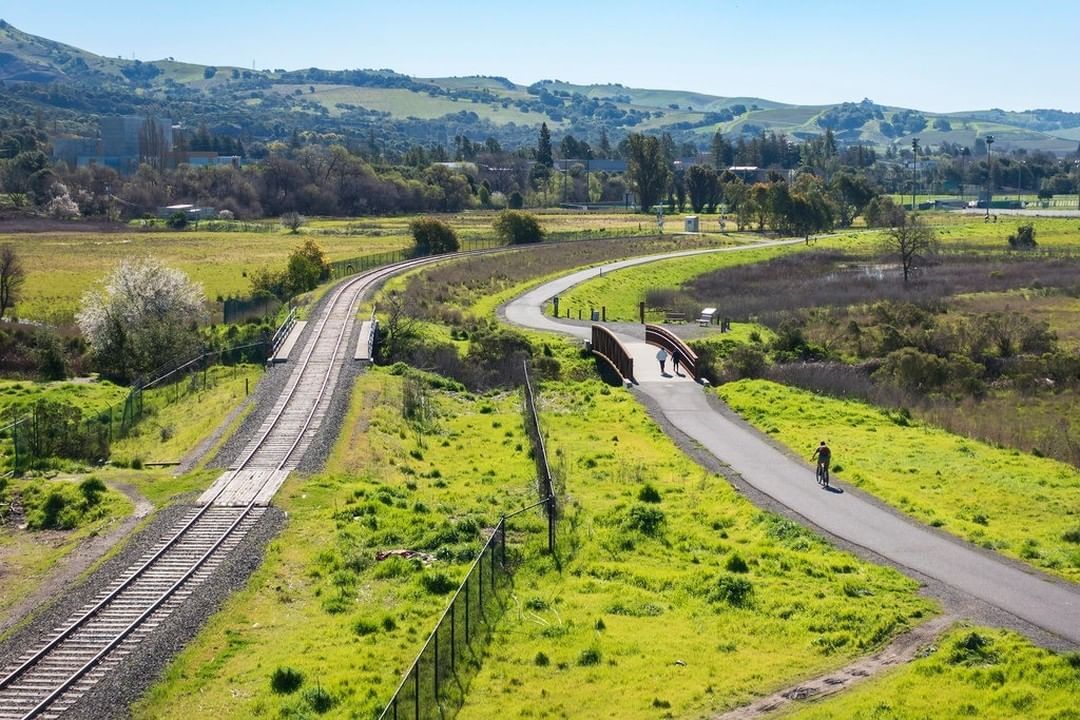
xmin=6 ymin=1 xmax=1080 ymax=112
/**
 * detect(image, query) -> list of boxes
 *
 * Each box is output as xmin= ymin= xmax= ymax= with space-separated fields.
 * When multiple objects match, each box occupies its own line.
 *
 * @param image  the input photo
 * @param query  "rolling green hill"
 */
xmin=2 ymin=19 xmax=1078 ymax=154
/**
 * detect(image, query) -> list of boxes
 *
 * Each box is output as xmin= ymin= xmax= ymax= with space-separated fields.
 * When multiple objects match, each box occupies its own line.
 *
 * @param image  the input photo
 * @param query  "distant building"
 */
xmin=157 ymin=203 xmax=217 ymax=220
xmin=51 ymin=115 xmax=174 ymax=174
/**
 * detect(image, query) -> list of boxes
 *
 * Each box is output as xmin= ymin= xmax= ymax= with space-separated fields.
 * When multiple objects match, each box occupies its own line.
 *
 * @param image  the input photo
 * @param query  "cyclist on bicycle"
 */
xmin=811 ymin=441 xmax=831 ymax=484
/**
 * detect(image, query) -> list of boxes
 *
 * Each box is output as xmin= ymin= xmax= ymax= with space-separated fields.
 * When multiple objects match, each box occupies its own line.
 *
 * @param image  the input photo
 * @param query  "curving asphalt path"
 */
xmin=503 ymin=245 xmax=1080 ymax=647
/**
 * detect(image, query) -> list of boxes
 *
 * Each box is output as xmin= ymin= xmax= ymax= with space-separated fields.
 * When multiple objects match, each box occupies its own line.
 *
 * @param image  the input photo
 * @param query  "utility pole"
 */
xmin=985 ymin=135 xmax=995 ymax=218
xmin=911 ymin=138 xmax=919 ymax=212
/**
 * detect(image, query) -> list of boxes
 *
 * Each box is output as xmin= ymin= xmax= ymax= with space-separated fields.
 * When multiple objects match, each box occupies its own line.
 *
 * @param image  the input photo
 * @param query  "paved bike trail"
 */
xmin=503 ymin=247 xmax=1080 ymax=646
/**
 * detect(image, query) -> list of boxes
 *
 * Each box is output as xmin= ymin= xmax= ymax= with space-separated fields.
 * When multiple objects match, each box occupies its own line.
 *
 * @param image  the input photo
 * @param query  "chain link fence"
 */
xmin=2 ymin=341 xmax=269 ymax=473
xmin=378 ymin=364 xmax=557 ymax=719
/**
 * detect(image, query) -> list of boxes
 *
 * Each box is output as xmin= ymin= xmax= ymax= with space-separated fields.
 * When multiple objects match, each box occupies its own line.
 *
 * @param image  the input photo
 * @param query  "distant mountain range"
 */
xmin=3 ymin=19 xmax=1079 ymax=155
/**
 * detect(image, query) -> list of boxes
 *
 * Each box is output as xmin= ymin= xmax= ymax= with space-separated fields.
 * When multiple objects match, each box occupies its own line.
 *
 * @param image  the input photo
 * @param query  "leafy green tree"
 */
xmin=829 ymin=170 xmax=876 ymax=227
xmin=536 ymin=123 xmax=553 ymax=168
xmin=508 ymin=191 xmax=524 ymax=209
xmin=685 ymin=165 xmax=718 ymax=213
xmin=409 ymin=217 xmax=460 ymax=255
xmin=625 ymin=134 xmax=669 ymax=213
xmin=493 ymin=211 xmax=544 ymax=244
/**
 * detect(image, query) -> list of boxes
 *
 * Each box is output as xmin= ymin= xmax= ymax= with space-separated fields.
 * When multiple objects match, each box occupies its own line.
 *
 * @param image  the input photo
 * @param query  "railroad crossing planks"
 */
xmin=197 ymin=469 xmax=290 ymax=506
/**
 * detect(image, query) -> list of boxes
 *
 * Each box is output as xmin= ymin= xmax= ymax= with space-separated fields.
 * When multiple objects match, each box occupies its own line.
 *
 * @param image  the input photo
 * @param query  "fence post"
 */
xmin=464 ymin=577 xmax=470 ymax=643
xmin=450 ymin=599 xmax=456 ymax=673
xmin=413 ymin=664 xmax=419 ymax=720
xmin=12 ymin=418 xmax=17 ymax=474
xmin=548 ymin=495 xmax=556 ymax=554
xmin=434 ymin=626 xmax=439 ymax=701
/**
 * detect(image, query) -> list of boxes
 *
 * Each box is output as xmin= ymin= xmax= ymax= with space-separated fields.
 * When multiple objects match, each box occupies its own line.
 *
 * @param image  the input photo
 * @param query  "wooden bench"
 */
xmin=663 ymin=311 xmax=686 ymax=323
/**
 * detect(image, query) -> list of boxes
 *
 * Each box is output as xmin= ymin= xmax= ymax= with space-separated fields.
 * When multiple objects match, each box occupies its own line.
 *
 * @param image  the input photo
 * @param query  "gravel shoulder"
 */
xmin=0 ymin=481 xmax=154 ymax=639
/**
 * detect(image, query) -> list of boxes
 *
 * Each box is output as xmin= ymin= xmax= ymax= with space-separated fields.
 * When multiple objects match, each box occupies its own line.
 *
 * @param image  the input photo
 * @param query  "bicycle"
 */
xmin=815 ymin=462 xmax=830 ymax=488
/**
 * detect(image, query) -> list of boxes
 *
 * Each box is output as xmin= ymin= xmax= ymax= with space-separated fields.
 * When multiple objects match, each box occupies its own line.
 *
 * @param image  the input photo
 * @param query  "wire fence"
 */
xmin=327 ymin=237 xmax=503 ymax=281
xmin=521 ymin=361 xmax=556 ymax=552
xmin=378 ymin=518 xmax=511 ymax=720
xmin=1 ymin=341 xmax=269 ymax=473
xmin=378 ymin=364 xmax=557 ymax=719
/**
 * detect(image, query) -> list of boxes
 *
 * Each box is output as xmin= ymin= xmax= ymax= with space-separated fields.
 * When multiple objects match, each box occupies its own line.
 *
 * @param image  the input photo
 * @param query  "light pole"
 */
xmin=1017 ymin=160 xmax=1023 ymax=204
xmin=985 ymin=135 xmax=995 ymax=218
xmin=911 ymin=138 xmax=919 ymax=212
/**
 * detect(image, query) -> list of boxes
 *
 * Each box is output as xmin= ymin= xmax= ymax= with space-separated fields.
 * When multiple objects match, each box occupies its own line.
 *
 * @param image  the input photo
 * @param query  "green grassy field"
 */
xmin=781 ymin=625 xmax=1080 ymax=720
xmin=717 ymin=380 xmax=1080 ymax=582
xmin=133 ymin=369 xmax=538 ymax=719
xmin=0 ymin=378 xmax=129 ymax=417
xmin=2 ymin=229 xmax=406 ymax=324
xmin=0 ymin=362 xmax=262 ymax=625
xmin=0 ymin=474 xmax=132 ymax=624
xmin=454 ymin=374 xmax=933 ymax=719
xmin=133 ymin=361 xmax=933 ymax=719
xmin=5 ymin=211 xmax=670 ymax=325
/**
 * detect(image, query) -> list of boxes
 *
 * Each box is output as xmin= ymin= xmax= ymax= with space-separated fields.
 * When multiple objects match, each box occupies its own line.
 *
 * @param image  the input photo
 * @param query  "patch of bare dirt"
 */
xmin=712 ymin=615 xmax=957 ymax=719
xmin=0 ymin=480 xmax=153 ymax=636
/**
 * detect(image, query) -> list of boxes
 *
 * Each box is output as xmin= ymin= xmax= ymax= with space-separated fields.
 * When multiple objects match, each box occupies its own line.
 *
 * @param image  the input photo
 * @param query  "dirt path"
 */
xmin=0 ymin=481 xmax=153 ymax=636
xmin=712 ymin=616 xmax=956 ymax=719
xmin=174 ymin=394 xmax=252 ymax=475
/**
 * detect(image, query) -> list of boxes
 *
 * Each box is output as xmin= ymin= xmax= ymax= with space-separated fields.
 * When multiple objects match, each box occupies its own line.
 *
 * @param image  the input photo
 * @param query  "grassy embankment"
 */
xmin=133 ymin=362 xmax=933 ymax=720
xmin=0 ymin=364 xmax=262 ymax=622
xmin=133 ymin=369 xmax=539 ymax=719
xmin=781 ymin=625 xmax=1080 ymax=720
xmin=718 ymin=379 xmax=1080 ymax=582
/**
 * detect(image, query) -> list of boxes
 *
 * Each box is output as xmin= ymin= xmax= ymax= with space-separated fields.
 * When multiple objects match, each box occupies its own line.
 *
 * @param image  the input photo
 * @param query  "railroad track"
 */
xmin=0 ymin=253 xmax=464 ymax=719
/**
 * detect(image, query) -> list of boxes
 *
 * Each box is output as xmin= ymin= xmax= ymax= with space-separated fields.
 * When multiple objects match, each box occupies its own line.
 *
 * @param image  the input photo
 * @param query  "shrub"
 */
xmin=637 ymin=483 xmax=661 ymax=503
xmin=280 ymin=211 xmax=306 ymax=233
xmin=725 ymin=553 xmax=749 ymax=573
xmin=79 ymin=476 xmax=106 ymax=506
xmin=409 ymin=217 xmax=460 ymax=255
xmin=708 ymin=575 xmax=754 ymax=607
xmin=534 ymin=651 xmax=550 ymax=666
xmin=270 ymin=666 xmax=303 ymax=693
xmin=1007 ymin=223 xmax=1037 ymax=249
xmin=165 ymin=211 xmax=188 ymax=229
xmin=948 ymin=631 xmax=998 ymax=665
xmin=724 ymin=345 xmax=767 ymax=380
xmin=353 ymin=618 xmax=379 ymax=636
xmin=1061 ymin=528 xmax=1080 ymax=544
xmin=577 ymin=647 xmax=602 ymax=666
xmin=623 ymin=504 xmax=665 ymax=536
xmin=420 ymin=571 xmax=456 ymax=595
xmin=493 ymin=210 xmax=544 ymax=244
xmin=508 ymin=191 xmax=524 ymax=209
xmin=303 ymin=685 xmax=335 ymax=713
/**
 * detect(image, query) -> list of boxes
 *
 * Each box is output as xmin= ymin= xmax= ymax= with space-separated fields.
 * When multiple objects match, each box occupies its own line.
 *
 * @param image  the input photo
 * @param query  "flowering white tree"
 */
xmin=44 ymin=182 xmax=80 ymax=219
xmin=77 ymin=258 xmax=207 ymax=382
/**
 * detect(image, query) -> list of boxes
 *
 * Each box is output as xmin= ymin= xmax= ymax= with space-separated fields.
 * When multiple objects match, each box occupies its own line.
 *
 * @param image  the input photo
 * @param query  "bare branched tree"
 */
xmin=884 ymin=214 xmax=937 ymax=284
xmin=0 ymin=244 xmax=25 ymax=320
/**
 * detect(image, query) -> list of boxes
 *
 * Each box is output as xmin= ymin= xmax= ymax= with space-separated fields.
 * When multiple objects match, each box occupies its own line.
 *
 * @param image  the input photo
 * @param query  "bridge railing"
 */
xmin=590 ymin=325 xmax=634 ymax=382
xmin=645 ymin=323 xmax=698 ymax=379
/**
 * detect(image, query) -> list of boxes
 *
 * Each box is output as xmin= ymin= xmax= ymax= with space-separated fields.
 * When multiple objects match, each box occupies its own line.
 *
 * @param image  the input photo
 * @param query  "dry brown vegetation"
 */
xmin=671 ymin=250 xmax=1080 ymax=323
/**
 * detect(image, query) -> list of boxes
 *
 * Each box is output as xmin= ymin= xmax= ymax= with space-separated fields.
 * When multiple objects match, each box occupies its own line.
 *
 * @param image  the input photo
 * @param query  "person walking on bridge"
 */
xmin=656 ymin=347 xmax=669 ymax=375
xmin=672 ymin=348 xmax=683 ymax=376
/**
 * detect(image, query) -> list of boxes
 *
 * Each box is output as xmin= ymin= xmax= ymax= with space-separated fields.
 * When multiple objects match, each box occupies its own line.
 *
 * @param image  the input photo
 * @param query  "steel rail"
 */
xmin=0 ymin=250 xmax=489 ymax=719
